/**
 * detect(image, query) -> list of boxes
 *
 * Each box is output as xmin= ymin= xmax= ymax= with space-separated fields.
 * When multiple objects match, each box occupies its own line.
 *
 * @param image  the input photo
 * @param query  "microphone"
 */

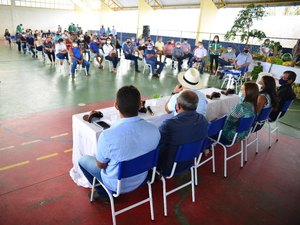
xmin=146 ymin=106 xmax=154 ymax=116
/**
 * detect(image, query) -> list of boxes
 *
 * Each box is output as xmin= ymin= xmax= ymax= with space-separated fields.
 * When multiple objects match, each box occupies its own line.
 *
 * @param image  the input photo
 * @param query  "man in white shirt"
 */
xmin=155 ymin=37 xmax=164 ymax=62
xmin=189 ymin=42 xmax=207 ymax=74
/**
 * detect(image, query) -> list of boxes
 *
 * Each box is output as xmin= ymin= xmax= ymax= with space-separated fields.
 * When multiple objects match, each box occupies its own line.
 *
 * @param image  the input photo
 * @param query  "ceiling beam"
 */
xmin=144 ymin=0 xmax=163 ymax=10
xmin=101 ymin=0 xmax=123 ymax=11
xmin=215 ymin=1 xmax=300 ymax=9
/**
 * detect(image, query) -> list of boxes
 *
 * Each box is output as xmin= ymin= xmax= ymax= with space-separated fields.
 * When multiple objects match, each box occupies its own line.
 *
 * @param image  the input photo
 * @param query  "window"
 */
xmin=0 ymin=0 xmax=11 ymax=5
xmin=14 ymin=0 xmax=74 ymax=10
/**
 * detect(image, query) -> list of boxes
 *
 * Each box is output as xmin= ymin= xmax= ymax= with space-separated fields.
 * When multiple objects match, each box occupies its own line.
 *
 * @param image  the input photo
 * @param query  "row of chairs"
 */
xmin=88 ymin=99 xmax=293 ymax=225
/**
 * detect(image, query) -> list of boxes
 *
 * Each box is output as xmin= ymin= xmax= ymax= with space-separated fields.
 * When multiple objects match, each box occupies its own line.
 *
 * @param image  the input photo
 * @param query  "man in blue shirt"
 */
xmin=89 ymin=37 xmax=104 ymax=69
xmin=79 ymin=85 xmax=160 ymax=200
xmin=25 ymin=33 xmax=36 ymax=58
xmin=99 ymin=25 xmax=105 ymax=36
xmin=234 ymin=45 xmax=253 ymax=75
xmin=144 ymin=43 xmax=165 ymax=78
xmin=122 ymin=38 xmax=141 ymax=72
xmin=69 ymin=40 xmax=90 ymax=78
xmin=165 ymin=68 xmax=207 ymax=117
xmin=158 ymin=90 xmax=208 ymax=175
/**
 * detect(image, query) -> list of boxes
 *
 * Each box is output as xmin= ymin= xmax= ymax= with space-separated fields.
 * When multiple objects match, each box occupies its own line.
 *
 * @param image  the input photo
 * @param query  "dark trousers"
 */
xmin=105 ymin=55 xmax=119 ymax=68
xmin=125 ymin=54 xmax=139 ymax=70
xmin=173 ymin=57 xmax=183 ymax=72
xmin=45 ymin=51 xmax=55 ymax=62
xmin=183 ymin=53 xmax=193 ymax=65
xmin=17 ymin=41 xmax=21 ymax=52
xmin=210 ymin=55 xmax=219 ymax=71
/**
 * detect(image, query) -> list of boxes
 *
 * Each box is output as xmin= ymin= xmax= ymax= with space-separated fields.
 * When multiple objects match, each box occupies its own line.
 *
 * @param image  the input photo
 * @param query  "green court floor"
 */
xmin=0 ymin=45 xmax=299 ymax=138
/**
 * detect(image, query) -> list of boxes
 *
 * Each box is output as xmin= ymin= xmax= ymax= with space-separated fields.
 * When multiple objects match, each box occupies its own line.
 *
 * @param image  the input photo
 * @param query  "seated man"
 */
xmin=55 ymin=38 xmax=70 ymax=65
xmin=122 ymin=38 xmax=141 ymax=72
xmin=158 ymin=90 xmax=208 ymax=175
xmin=233 ymin=45 xmax=252 ymax=75
xmin=89 ymin=37 xmax=104 ymax=69
xmin=181 ymin=38 xmax=193 ymax=66
xmin=69 ymin=40 xmax=90 ymax=78
xmin=189 ymin=41 xmax=207 ymax=74
xmin=172 ymin=42 xmax=184 ymax=72
xmin=269 ymin=71 xmax=297 ymax=121
xmin=155 ymin=36 xmax=164 ymax=62
xmin=165 ymin=68 xmax=207 ymax=117
xmin=144 ymin=43 xmax=165 ymax=77
xmin=163 ymin=38 xmax=174 ymax=64
xmin=25 ymin=33 xmax=36 ymax=58
xmin=79 ymin=85 xmax=160 ymax=200
xmin=219 ymin=45 xmax=236 ymax=79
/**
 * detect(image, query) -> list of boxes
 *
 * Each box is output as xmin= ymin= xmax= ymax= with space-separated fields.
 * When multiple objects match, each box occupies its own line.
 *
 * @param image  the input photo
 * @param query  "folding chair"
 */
xmin=90 ymin=148 xmax=159 ymax=225
xmin=195 ymin=116 xmax=227 ymax=185
xmin=158 ymin=139 xmax=206 ymax=216
xmin=143 ymin=58 xmax=153 ymax=75
xmin=103 ymin=59 xmax=113 ymax=72
xmin=267 ymin=99 xmax=293 ymax=148
xmin=221 ymin=70 xmax=243 ymax=93
xmin=213 ymin=116 xmax=256 ymax=177
xmin=245 ymin=107 xmax=272 ymax=162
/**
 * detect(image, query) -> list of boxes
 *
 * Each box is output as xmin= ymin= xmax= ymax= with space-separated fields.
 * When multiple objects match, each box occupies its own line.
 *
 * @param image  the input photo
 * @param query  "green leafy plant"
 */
xmin=251 ymin=63 xmax=263 ymax=80
xmin=269 ymin=40 xmax=282 ymax=57
xmin=225 ymin=4 xmax=267 ymax=44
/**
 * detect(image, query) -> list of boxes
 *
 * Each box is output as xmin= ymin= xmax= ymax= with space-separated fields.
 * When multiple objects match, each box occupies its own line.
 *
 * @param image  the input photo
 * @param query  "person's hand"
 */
xmin=173 ymin=84 xmax=183 ymax=94
xmin=235 ymin=65 xmax=240 ymax=69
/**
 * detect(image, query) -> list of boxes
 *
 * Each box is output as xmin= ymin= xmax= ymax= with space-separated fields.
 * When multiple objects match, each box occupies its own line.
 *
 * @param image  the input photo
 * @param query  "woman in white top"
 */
xmin=55 ymin=38 xmax=70 ymax=65
xmin=102 ymin=37 xmax=119 ymax=72
xmin=257 ymin=75 xmax=278 ymax=113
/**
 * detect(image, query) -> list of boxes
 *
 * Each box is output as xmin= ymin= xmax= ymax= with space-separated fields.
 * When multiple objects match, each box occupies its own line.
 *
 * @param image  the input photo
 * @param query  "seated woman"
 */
xmin=221 ymin=82 xmax=259 ymax=143
xmin=102 ymin=37 xmax=119 ymax=73
xmin=44 ymin=35 xmax=55 ymax=64
xmin=257 ymin=76 xmax=278 ymax=113
xmin=55 ymin=38 xmax=70 ymax=65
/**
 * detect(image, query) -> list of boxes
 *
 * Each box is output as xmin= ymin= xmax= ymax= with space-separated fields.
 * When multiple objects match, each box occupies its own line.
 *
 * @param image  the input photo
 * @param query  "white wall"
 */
xmin=0 ymin=5 xmax=101 ymax=34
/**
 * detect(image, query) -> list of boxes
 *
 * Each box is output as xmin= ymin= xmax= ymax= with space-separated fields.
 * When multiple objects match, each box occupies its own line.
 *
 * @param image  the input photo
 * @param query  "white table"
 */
xmin=70 ymin=88 xmax=240 ymax=187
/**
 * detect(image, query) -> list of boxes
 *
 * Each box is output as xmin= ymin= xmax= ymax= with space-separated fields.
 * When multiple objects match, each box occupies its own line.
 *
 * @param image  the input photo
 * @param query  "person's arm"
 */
xmin=257 ymin=94 xmax=267 ymax=113
xmin=164 ymin=85 xmax=183 ymax=113
xmin=95 ymin=132 xmax=110 ymax=169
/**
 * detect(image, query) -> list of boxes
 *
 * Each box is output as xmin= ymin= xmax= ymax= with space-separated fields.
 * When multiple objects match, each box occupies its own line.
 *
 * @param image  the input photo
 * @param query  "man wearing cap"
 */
xmin=144 ymin=43 xmax=165 ymax=77
xmin=234 ymin=45 xmax=252 ymax=75
xmin=158 ymin=90 xmax=208 ymax=175
xmin=165 ymin=68 xmax=207 ymax=116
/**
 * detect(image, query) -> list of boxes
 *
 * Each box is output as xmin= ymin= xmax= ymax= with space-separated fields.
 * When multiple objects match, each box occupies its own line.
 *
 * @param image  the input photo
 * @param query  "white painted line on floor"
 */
xmin=20 ymin=140 xmax=41 ymax=146
xmin=0 ymin=146 xmax=15 ymax=151
xmin=50 ymin=133 xmax=69 ymax=139
xmin=78 ymin=103 xmax=86 ymax=106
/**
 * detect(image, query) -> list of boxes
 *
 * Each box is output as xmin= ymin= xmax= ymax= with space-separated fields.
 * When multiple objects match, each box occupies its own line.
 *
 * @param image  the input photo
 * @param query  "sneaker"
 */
xmin=99 ymin=65 xmax=103 ymax=69
xmin=88 ymin=191 xmax=109 ymax=204
xmin=135 ymin=69 xmax=141 ymax=73
xmin=153 ymin=73 xmax=159 ymax=78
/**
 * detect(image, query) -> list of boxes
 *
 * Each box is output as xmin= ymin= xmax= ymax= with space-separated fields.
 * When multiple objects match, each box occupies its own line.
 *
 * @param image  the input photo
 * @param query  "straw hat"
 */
xmin=177 ymin=68 xmax=203 ymax=90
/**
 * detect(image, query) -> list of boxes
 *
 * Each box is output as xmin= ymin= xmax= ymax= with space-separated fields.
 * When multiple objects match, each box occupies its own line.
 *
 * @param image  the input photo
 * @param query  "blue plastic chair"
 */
xmin=90 ymin=148 xmax=159 ymax=225
xmin=267 ymin=99 xmax=293 ymax=148
xmin=158 ymin=139 xmax=206 ymax=216
xmin=212 ymin=115 xmax=256 ymax=177
xmin=245 ymin=107 xmax=272 ymax=162
xmin=195 ymin=116 xmax=227 ymax=185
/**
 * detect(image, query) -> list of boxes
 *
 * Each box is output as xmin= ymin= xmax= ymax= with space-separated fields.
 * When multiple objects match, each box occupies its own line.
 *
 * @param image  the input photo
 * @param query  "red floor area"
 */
xmin=1 ymin=102 xmax=300 ymax=225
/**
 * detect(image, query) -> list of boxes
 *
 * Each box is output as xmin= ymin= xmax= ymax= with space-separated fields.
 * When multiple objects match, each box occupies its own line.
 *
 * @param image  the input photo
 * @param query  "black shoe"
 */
xmin=153 ymin=73 xmax=159 ymax=78
xmin=135 ymin=69 xmax=141 ymax=73
xmin=88 ymin=191 xmax=109 ymax=204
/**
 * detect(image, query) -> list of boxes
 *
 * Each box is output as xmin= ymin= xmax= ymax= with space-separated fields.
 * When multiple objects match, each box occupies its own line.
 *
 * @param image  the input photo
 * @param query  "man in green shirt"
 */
xmin=16 ymin=24 xmax=22 ymax=33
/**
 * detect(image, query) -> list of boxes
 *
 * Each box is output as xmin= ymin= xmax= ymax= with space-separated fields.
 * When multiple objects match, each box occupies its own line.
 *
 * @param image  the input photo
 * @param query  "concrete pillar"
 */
xmin=196 ymin=0 xmax=218 ymax=43
xmin=136 ymin=0 xmax=154 ymax=38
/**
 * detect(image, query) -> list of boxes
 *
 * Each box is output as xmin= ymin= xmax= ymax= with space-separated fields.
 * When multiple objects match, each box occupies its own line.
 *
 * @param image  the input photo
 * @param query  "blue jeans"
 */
xmin=29 ymin=45 xmax=36 ymax=56
xmin=78 ymin=155 xmax=107 ymax=196
xmin=105 ymin=55 xmax=119 ymax=68
xmin=71 ymin=58 xmax=90 ymax=76
xmin=146 ymin=60 xmax=165 ymax=75
xmin=56 ymin=52 xmax=69 ymax=61
xmin=189 ymin=57 xmax=205 ymax=73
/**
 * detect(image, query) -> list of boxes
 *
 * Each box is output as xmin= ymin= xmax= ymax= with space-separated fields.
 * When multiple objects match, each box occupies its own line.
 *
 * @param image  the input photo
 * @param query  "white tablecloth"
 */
xmin=70 ymin=88 xmax=240 ymax=187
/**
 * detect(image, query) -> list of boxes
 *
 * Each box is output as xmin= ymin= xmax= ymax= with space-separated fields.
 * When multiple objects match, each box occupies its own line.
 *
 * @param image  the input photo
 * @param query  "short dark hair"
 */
xmin=116 ymin=85 xmax=141 ymax=117
xmin=177 ymin=90 xmax=198 ymax=111
xmin=284 ymin=71 xmax=297 ymax=83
